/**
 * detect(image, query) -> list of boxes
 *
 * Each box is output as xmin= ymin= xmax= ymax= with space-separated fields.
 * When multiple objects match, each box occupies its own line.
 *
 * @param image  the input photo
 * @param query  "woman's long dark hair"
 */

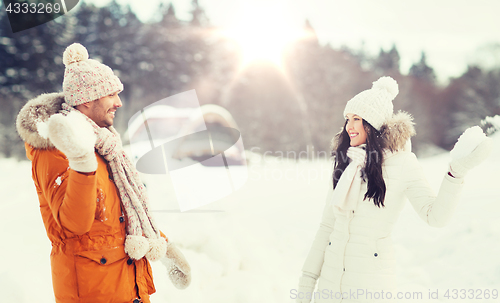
xmin=331 ymin=119 xmax=387 ymax=207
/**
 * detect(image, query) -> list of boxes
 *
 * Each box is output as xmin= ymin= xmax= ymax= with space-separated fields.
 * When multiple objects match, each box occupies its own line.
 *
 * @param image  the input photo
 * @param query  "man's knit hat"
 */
xmin=343 ymin=76 xmax=399 ymax=131
xmin=62 ymin=43 xmax=123 ymax=106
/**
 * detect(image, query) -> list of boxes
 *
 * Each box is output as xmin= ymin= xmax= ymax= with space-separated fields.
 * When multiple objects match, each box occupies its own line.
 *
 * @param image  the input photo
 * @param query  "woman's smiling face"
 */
xmin=345 ymin=113 xmax=367 ymax=146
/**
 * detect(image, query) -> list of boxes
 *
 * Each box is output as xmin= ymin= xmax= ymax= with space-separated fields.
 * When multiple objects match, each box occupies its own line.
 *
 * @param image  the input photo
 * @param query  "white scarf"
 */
xmin=331 ymin=145 xmax=367 ymax=212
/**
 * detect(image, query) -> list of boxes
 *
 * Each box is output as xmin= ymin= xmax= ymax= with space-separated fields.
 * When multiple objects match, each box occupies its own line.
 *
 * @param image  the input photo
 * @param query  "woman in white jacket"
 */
xmin=296 ymin=76 xmax=492 ymax=303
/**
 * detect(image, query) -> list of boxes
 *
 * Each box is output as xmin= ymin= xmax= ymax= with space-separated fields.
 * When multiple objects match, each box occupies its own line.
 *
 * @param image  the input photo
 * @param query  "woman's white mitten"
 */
xmin=296 ymin=273 xmax=317 ymax=303
xmin=46 ymin=112 xmax=97 ymax=172
xmin=449 ymin=126 xmax=492 ymax=178
xmin=160 ymin=241 xmax=191 ymax=289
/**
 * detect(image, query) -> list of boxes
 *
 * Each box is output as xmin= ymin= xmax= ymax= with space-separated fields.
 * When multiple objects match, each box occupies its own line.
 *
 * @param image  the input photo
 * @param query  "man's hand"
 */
xmin=47 ymin=111 xmax=97 ymax=172
xmin=161 ymin=242 xmax=191 ymax=289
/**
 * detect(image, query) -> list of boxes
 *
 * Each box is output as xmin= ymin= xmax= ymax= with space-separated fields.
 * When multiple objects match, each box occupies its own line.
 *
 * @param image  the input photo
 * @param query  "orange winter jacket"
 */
xmin=26 ymin=142 xmax=157 ymax=303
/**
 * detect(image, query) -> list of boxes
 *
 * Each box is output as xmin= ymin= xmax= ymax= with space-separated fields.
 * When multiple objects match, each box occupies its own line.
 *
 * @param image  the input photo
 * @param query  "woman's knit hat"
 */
xmin=343 ymin=76 xmax=399 ymax=130
xmin=62 ymin=43 xmax=123 ymax=106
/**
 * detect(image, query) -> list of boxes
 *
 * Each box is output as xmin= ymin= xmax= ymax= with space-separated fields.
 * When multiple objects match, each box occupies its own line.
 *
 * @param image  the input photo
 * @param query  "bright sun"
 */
xmin=222 ymin=1 xmax=304 ymax=68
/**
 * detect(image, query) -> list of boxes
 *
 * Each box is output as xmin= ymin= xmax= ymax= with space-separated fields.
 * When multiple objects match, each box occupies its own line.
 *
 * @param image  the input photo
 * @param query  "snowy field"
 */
xmin=1 ymin=135 xmax=499 ymax=302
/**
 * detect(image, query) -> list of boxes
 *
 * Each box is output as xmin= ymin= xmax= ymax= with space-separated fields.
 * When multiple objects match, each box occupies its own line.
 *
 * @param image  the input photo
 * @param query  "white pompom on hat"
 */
xmin=343 ymin=76 xmax=399 ymax=130
xmin=62 ymin=43 xmax=123 ymax=106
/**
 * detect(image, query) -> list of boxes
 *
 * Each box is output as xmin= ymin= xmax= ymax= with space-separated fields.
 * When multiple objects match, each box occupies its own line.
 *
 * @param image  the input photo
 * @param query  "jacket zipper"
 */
xmin=339 ymin=210 xmax=354 ymax=302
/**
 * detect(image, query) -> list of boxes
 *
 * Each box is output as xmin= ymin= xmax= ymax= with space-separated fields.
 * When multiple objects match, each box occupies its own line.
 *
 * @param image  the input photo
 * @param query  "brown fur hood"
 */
xmin=380 ymin=111 xmax=416 ymax=153
xmin=16 ymin=92 xmax=65 ymax=149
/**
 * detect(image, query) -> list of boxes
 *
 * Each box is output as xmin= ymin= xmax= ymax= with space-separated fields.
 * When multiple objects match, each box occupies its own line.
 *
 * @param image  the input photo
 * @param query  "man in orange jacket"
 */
xmin=16 ymin=43 xmax=191 ymax=303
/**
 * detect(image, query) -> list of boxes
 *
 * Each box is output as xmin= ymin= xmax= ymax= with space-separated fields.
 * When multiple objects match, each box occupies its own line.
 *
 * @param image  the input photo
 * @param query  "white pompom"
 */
xmin=145 ymin=237 xmax=168 ymax=262
xmin=125 ymin=235 xmax=150 ymax=260
xmin=450 ymin=126 xmax=488 ymax=160
xmin=63 ymin=43 xmax=89 ymax=66
xmin=372 ymin=76 xmax=399 ymax=99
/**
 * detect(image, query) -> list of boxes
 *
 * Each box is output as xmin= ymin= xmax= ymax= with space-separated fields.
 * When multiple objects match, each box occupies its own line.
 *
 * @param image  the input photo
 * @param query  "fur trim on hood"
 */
xmin=16 ymin=92 xmax=65 ymax=149
xmin=331 ymin=110 xmax=416 ymax=153
xmin=380 ymin=111 xmax=416 ymax=152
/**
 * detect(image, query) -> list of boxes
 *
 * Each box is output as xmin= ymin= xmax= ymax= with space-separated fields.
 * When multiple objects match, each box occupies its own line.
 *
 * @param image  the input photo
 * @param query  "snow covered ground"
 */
xmin=1 ymin=134 xmax=499 ymax=302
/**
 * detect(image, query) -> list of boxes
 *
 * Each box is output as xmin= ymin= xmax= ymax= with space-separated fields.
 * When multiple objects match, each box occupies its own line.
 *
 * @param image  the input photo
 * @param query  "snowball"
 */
xmin=372 ymin=76 xmax=399 ymax=100
xmin=62 ymin=43 xmax=89 ymax=66
xmin=481 ymin=115 xmax=500 ymax=135
xmin=450 ymin=126 xmax=488 ymax=160
xmin=36 ymin=120 xmax=49 ymax=139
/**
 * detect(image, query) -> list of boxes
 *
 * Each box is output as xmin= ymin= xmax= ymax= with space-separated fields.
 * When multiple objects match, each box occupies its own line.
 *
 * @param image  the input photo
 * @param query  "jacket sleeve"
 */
xmin=402 ymin=152 xmax=464 ymax=228
xmin=32 ymin=146 xmax=97 ymax=235
xmin=301 ymin=186 xmax=336 ymax=279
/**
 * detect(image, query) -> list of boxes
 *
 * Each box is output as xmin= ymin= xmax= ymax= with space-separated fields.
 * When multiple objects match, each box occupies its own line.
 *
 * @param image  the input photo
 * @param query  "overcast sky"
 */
xmin=87 ymin=0 xmax=500 ymax=84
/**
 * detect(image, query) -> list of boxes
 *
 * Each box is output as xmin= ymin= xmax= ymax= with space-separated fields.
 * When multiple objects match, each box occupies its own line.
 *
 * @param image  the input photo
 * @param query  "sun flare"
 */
xmin=223 ymin=2 xmax=304 ymax=68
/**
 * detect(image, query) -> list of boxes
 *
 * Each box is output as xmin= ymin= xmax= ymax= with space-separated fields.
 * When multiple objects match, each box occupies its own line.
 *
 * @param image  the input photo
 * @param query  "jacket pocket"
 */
xmin=375 ymin=237 xmax=395 ymax=259
xmin=74 ymin=246 xmax=135 ymax=301
xmin=374 ymin=237 xmax=396 ymax=273
xmin=135 ymin=257 xmax=156 ymax=297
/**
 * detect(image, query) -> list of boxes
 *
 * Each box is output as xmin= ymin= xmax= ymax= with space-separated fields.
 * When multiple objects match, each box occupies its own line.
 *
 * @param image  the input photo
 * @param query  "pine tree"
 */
xmin=190 ymin=0 xmax=209 ymax=27
xmin=135 ymin=2 xmax=188 ymax=103
xmin=373 ymin=44 xmax=400 ymax=75
xmin=73 ymin=1 xmax=144 ymax=132
xmin=160 ymin=3 xmax=179 ymax=28
xmin=442 ymin=66 xmax=500 ymax=148
xmin=409 ymin=51 xmax=436 ymax=83
xmin=282 ymin=20 xmax=373 ymax=154
xmin=0 ymin=8 xmax=74 ymax=157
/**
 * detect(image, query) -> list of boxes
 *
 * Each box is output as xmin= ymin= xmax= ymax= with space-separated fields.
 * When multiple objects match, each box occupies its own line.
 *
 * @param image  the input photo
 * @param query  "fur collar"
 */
xmin=16 ymin=92 xmax=65 ymax=149
xmin=380 ymin=111 xmax=416 ymax=152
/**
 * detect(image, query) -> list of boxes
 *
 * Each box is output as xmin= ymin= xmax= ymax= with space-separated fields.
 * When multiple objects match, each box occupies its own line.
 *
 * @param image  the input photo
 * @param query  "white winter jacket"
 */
xmin=301 ymin=112 xmax=464 ymax=303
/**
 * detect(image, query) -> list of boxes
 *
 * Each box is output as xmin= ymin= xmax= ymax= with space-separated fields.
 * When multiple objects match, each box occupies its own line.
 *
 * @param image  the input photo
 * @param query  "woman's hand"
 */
xmin=296 ymin=273 xmax=317 ymax=303
xmin=449 ymin=126 xmax=492 ymax=178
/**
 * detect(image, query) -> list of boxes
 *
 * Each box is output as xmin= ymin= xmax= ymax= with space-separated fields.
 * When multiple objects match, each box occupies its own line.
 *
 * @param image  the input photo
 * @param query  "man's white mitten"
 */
xmin=296 ymin=273 xmax=318 ymax=303
xmin=160 ymin=241 xmax=191 ymax=289
xmin=46 ymin=111 xmax=97 ymax=172
xmin=449 ymin=126 xmax=492 ymax=178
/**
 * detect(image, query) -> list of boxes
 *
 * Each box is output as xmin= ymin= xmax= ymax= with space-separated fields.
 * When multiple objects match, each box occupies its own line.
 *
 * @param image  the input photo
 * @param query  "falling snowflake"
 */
xmin=55 ymin=176 xmax=62 ymax=186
